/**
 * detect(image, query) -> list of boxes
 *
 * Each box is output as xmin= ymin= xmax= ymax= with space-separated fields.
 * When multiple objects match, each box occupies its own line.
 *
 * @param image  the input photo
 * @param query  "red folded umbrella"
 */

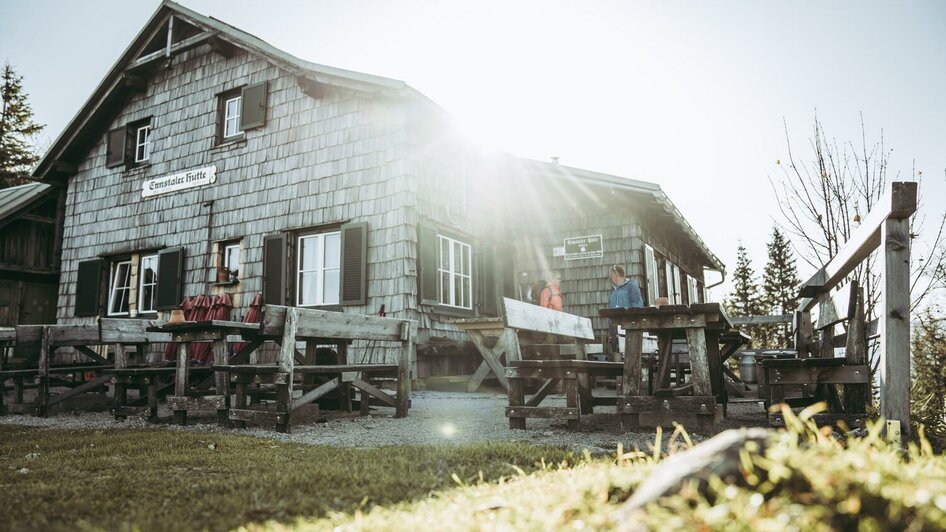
xmin=194 ymin=294 xmax=234 ymax=364
xmin=164 ymin=296 xmax=193 ymax=361
xmin=233 ymin=293 xmax=263 ymax=358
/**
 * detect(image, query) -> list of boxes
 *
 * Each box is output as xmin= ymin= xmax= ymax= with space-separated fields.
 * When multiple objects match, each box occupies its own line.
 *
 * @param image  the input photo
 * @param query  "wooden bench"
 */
xmin=450 ymin=297 xmax=600 ymax=394
xmin=0 ymin=320 xmax=161 ymax=416
xmin=214 ymin=305 xmax=415 ymax=432
xmin=761 ymin=279 xmax=871 ymax=427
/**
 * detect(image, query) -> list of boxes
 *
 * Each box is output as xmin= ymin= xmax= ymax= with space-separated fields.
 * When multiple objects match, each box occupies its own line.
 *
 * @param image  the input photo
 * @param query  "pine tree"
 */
xmin=726 ymin=242 xmax=767 ymax=348
xmin=911 ymin=306 xmax=946 ymax=451
xmin=0 ymin=63 xmax=44 ymax=188
xmin=762 ymin=226 xmax=801 ymax=346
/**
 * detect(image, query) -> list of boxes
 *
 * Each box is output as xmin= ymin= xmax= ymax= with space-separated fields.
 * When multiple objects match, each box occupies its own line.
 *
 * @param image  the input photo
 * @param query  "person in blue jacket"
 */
xmin=607 ymin=265 xmax=644 ymax=353
xmin=608 ymin=265 xmax=644 ymax=309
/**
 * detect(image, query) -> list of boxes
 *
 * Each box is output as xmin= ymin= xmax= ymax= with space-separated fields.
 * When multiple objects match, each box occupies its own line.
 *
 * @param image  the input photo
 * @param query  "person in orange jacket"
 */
xmin=539 ymin=272 xmax=564 ymax=311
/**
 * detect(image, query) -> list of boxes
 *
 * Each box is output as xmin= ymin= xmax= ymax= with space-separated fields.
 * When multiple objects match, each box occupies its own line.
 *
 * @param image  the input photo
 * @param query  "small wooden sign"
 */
xmin=142 ymin=165 xmax=217 ymax=198
xmin=564 ymin=234 xmax=603 ymax=260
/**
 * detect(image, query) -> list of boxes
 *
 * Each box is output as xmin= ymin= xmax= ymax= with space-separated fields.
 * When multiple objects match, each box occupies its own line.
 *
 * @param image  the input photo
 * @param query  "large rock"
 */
xmin=617 ymin=428 xmax=774 ymax=521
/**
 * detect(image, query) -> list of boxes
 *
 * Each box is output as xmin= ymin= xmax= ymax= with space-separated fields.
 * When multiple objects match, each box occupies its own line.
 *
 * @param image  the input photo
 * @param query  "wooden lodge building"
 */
xmin=32 ymin=1 xmax=724 ymax=377
xmin=0 ymin=183 xmax=64 ymax=326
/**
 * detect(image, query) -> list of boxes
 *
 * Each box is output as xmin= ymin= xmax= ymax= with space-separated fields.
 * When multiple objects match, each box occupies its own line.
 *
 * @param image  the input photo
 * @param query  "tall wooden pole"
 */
xmin=879 ymin=215 xmax=911 ymax=442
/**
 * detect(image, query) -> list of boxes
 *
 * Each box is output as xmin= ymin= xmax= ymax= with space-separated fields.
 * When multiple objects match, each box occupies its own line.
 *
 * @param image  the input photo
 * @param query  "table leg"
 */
xmin=113 ymin=375 xmax=128 ymax=420
xmin=564 ymin=376 xmax=580 ymax=431
xmin=621 ymin=330 xmax=643 ymax=432
xmin=213 ymin=338 xmax=229 ymax=426
xmin=233 ymin=373 xmax=249 ymax=429
xmin=507 ymin=371 xmax=526 ymax=429
xmin=146 ymin=376 xmax=158 ymax=421
xmin=338 ymin=343 xmax=352 ymax=413
xmin=685 ymin=328 xmax=713 ymax=397
xmin=174 ymin=341 xmax=189 ymax=425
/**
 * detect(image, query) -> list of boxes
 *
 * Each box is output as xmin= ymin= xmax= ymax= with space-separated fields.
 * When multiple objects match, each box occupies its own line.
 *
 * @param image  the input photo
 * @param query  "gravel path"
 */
xmin=0 ymin=390 xmax=767 ymax=454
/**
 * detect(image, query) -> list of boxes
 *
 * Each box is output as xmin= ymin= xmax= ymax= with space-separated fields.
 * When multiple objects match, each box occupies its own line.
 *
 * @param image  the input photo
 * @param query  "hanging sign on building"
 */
xmin=563 ymin=234 xmax=603 ymax=260
xmin=142 ymin=165 xmax=217 ymax=198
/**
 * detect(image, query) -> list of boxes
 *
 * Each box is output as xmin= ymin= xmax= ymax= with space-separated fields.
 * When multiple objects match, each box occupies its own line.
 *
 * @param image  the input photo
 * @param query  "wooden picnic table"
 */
xmin=146 ymin=320 xmax=265 ymax=426
xmin=600 ymin=303 xmax=735 ymax=433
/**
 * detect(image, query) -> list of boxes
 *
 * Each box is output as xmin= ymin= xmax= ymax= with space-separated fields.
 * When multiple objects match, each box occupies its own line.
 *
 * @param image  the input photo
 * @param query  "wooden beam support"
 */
xmin=126 ymin=30 xmax=218 ymax=71
xmin=799 ymin=182 xmax=917 ymax=298
xmin=879 ymin=215 xmax=911 ymax=441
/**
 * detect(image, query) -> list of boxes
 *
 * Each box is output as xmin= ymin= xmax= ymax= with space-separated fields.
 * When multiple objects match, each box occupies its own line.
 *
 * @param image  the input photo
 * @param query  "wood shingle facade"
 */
xmin=33 ymin=1 xmax=724 ymax=377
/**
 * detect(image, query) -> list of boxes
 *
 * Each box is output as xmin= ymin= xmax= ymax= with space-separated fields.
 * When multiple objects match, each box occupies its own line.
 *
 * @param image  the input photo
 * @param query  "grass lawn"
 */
xmin=0 ymin=425 xmax=578 ymax=531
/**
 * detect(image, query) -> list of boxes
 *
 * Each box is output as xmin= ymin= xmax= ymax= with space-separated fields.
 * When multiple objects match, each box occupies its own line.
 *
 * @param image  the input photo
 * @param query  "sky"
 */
xmin=2 ymin=0 xmax=945 ymax=301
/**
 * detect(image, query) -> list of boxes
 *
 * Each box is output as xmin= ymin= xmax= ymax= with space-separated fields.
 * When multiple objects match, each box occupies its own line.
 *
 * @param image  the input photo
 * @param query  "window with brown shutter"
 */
xmin=262 ymin=234 xmax=287 ymax=306
xmin=75 ymin=259 xmax=104 ymax=317
xmin=105 ymin=127 xmax=126 ymax=168
xmin=156 ymin=247 xmax=185 ymax=310
xmin=240 ymin=81 xmax=268 ymax=130
xmin=339 ymin=222 xmax=367 ymax=305
xmin=418 ymin=225 xmax=438 ymax=304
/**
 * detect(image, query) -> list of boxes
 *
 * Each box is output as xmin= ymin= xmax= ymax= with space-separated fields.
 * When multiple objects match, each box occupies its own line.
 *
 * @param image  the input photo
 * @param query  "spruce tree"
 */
xmin=762 ymin=226 xmax=801 ymax=346
xmin=0 ymin=63 xmax=44 ymax=188
xmin=726 ymin=242 xmax=767 ymax=348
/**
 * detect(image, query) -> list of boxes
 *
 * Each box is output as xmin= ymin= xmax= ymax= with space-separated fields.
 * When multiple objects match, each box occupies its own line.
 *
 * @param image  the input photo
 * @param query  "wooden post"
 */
xmin=844 ymin=287 xmax=869 ymax=413
xmin=396 ymin=322 xmax=412 ymax=418
xmin=37 ymin=327 xmax=50 ymax=417
xmin=507 ymin=368 xmax=526 ymax=429
xmin=879 ymin=216 xmax=911 ymax=441
xmin=621 ymin=330 xmax=643 ymax=432
xmin=337 ymin=342 xmax=352 ymax=413
xmin=174 ymin=340 xmax=190 ymax=425
xmin=213 ymin=337 xmax=229 ymax=426
xmin=564 ymin=374 xmax=580 ymax=431
xmin=275 ymin=308 xmax=299 ymax=432
xmin=113 ymin=343 xmax=127 ymax=419
xmin=146 ymin=376 xmax=158 ymax=421
xmin=685 ymin=328 xmax=713 ymax=397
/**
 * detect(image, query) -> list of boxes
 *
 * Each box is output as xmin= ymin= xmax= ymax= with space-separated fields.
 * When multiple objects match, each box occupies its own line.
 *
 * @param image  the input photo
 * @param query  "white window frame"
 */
xmin=437 ymin=235 xmax=473 ymax=310
xmin=223 ymin=96 xmax=242 ymax=139
xmin=296 ymin=231 xmax=341 ymax=307
xmin=223 ymin=243 xmax=240 ymax=280
xmin=137 ymin=254 xmax=159 ymax=314
xmin=108 ymin=260 xmax=133 ymax=316
xmin=134 ymin=124 xmax=151 ymax=163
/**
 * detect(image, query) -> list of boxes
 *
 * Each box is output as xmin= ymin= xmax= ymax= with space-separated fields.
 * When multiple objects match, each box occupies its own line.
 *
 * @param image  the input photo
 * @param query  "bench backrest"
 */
xmin=260 ymin=305 xmax=414 ymax=343
xmin=502 ymin=297 xmax=595 ymax=341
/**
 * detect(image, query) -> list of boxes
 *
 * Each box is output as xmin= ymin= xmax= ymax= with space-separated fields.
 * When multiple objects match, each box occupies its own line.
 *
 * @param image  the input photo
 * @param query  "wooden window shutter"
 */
xmin=477 ymin=247 xmax=498 ymax=316
xmin=74 ymin=259 xmax=103 ymax=317
xmin=105 ymin=127 xmax=126 ymax=168
xmin=643 ymin=244 xmax=657 ymax=306
xmin=240 ymin=81 xmax=268 ymax=130
xmin=156 ymin=248 xmax=185 ymax=310
xmin=262 ymin=234 xmax=287 ymax=305
xmin=340 ymin=222 xmax=368 ymax=305
xmin=418 ymin=225 xmax=438 ymax=304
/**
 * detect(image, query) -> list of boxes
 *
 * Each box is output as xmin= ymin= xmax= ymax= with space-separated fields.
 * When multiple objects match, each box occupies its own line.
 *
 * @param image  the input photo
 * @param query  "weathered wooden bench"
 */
xmin=761 ymin=279 xmax=871 ymax=427
xmin=450 ymin=297 xmax=601 ymax=394
xmin=215 ymin=305 xmax=415 ymax=432
xmin=0 ymin=320 xmax=156 ymax=416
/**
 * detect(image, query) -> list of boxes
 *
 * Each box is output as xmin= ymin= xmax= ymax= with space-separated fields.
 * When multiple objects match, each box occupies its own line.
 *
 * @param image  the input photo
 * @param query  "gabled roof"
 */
xmin=516 ymin=158 xmax=725 ymax=272
xmin=0 ymin=182 xmax=55 ymax=227
xmin=33 ymin=0 xmax=432 ymax=183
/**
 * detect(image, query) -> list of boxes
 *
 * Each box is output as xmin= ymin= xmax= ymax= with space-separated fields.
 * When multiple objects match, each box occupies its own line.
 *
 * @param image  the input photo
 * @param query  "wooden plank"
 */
xmin=100 ymin=319 xmax=150 ymax=344
xmin=126 ymin=30 xmax=218 ymax=70
xmin=293 ymin=364 xmax=397 ymax=374
xmin=166 ymin=395 xmax=227 ymax=410
xmin=212 ymin=338 xmax=229 ymax=425
xmin=654 ymin=332 xmax=674 ymax=390
xmin=879 ymin=216 xmax=911 ymax=440
xmin=799 ymin=182 xmax=917 ymax=298
xmin=47 ymin=325 xmax=100 ymax=346
xmin=844 ymin=286 xmax=869 ymax=413
xmin=505 ymin=406 xmax=579 ymax=419
xmin=816 ymin=281 xmax=858 ymax=329
xmin=730 ymin=314 xmax=793 ymax=326
xmin=769 ymin=412 xmax=868 ymax=428
xmin=291 ymin=377 xmax=340 ymax=411
xmin=350 ymin=379 xmax=396 ymax=407
xmin=47 ymin=375 xmax=112 ymax=407
xmin=228 ymin=408 xmax=289 ymax=427
xmin=608 ymin=313 xmax=707 ymax=330
xmin=466 ymin=361 xmax=491 ymax=392
xmin=261 ymin=305 xmax=413 ymax=343
xmin=767 ymin=365 xmax=869 ymax=385
xmin=525 ymin=378 xmax=558 ymax=407
xmin=174 ymin=342 xmax=189 ymax=397
xmin=36 ymin=327 xmax=50 ymax=416
xmin=620 ymin=395 xmax=718 ymax=414
xmin=74 ymin=346 xmax=109 ymax=365
xmin=501 ymin=297 xmax=594 ymax=340
xmin=467 ymin=331 xmax=509 ymax=391
xmin=507 ymin=375 xmax=526 ymax=429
